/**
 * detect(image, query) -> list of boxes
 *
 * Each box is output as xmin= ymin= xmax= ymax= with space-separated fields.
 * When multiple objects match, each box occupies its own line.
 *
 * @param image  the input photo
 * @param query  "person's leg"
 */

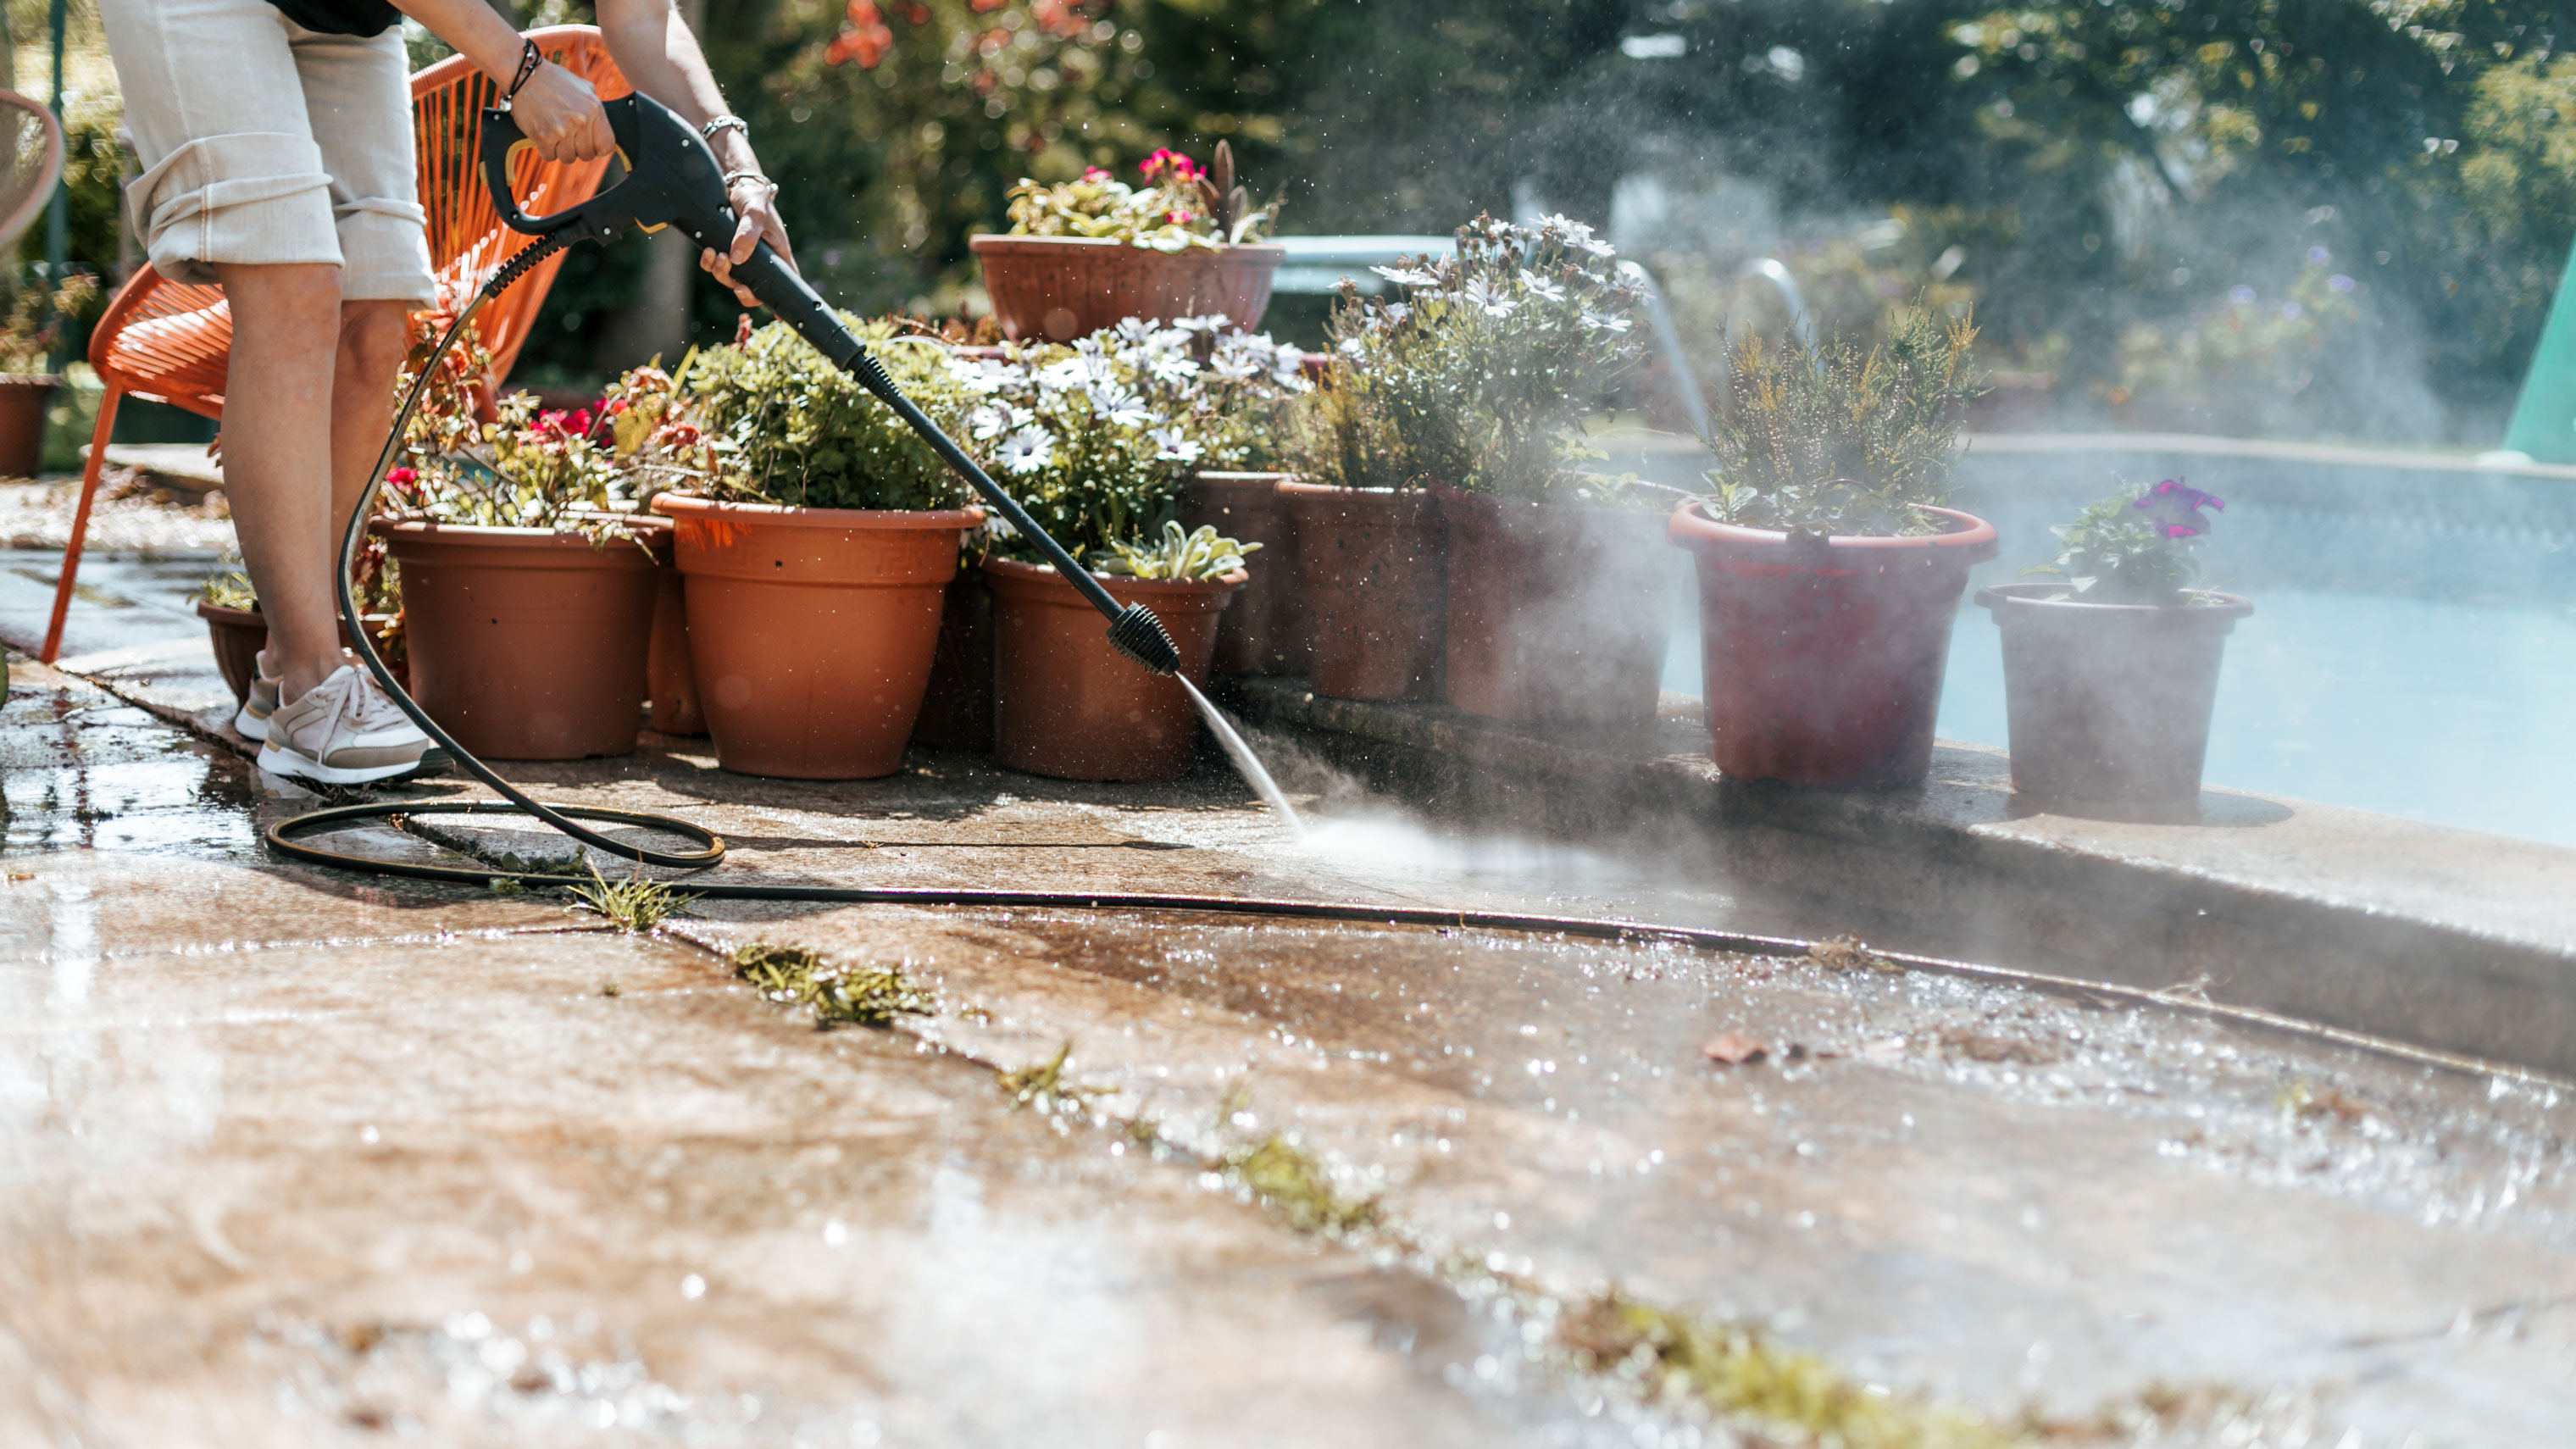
xmin=330 ymin=299 xmax=413 ymax=535
xmin=214 ymin=260 xmax=349 ymax=702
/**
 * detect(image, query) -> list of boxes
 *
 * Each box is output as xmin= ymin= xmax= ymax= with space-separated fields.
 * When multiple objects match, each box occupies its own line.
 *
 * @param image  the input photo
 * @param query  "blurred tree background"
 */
xmin=29 ymin=0 xmax=2576 ymax=440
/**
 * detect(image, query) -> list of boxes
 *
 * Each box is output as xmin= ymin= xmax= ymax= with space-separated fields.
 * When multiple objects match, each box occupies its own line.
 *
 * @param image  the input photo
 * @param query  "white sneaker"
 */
xmin=233 ymin=650 xmax=279 ymax=741
xmin=257 ymin=665 xmax=450 ymax=786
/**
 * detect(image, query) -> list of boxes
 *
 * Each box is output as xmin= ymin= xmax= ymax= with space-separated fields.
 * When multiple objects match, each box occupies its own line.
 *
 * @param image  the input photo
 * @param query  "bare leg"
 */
xmin=330 ymin=298 xmax=414 ymax=537
xmin=216 ymin=262 xmax=347 ymax=702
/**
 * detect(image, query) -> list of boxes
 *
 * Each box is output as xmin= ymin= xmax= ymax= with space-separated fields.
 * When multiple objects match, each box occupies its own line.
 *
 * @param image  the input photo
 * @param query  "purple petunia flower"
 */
xmin=2134 ymin=478 xmax=2224 ymax=537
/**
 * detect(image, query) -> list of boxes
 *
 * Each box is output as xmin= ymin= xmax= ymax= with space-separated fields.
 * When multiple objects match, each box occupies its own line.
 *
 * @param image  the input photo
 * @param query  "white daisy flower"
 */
xmin=1461 ymin=276 xmax=1517 ymax=317
xmin=1149 ymin=426 xmax=1204 ymax=464
xmin=997 ymin=425 xmax=1054 ymax=475
xmin=967 ymin=403 xmax=1013 ymax=440
xmin=1579 ymin=308 xmax=1633 ymax=334
xmin=1371 ymin=264 xmax=1442 ymax=288
xmin=1520 ymin=269 xmax=1568 ymax=303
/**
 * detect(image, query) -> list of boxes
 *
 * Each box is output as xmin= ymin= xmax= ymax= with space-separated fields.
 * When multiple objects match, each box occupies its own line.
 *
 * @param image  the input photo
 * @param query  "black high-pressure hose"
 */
xmin=253 ymin=99 xmax=2528 ymax=1084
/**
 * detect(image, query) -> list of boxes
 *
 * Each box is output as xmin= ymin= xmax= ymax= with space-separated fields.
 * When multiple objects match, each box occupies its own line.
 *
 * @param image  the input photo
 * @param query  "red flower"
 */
xmin=385 ymin=466 xmax=418 ymax=494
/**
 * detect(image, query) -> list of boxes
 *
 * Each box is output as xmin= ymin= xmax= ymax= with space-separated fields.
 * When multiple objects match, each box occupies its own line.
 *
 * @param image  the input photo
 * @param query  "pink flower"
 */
xmin=386 ymin=466 xmax=418 ymax=494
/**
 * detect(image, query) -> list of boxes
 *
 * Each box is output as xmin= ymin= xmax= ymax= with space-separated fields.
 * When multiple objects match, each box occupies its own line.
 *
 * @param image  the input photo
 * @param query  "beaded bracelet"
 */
xmin=699 ymin=114 xmax=749 ymax=143
xmin=505 ymin=38 xmax=541 ymax=101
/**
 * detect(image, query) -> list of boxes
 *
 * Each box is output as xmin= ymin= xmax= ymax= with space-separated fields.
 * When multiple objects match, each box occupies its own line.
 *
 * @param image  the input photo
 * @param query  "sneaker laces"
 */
xmin=346 ymin=669 xmax=419 ymax=735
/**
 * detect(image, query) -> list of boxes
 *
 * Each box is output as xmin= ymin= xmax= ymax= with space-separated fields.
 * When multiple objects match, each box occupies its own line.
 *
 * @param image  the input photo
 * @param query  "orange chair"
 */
xmin=42 ymin=25 xmax=629 ymax=662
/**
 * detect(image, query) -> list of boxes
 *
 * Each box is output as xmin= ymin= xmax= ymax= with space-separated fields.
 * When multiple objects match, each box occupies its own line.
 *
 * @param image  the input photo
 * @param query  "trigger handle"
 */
xmin=480 ymin=96 xmax=650 ymax=239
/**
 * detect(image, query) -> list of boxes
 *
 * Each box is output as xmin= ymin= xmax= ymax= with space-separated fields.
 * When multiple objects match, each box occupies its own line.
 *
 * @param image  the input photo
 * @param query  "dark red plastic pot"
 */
xmin=0 ymin=374 xmax=55 ymax=478
xmin=382 ymin=519 xmax=661 ymax=760
xmin=985 ymin=558 xmax=1240 ymax=781
xmin=653 ymin=494 xmax=981 ymax=780
xmin=1668 ymin=502 xmax=1998 ymax=789
xmin=1435 ymin=487 xmax=1668 ymax=730
xmin=911 ymin=567 xmax=996 ymax=751
xmin=1978 ymin=582 xmax=2252 ymax=812
xmin=1183 ymin=470 xmax=1306 ymax=676
xmin=1276 ymin=482 xmax=1446 ymax=701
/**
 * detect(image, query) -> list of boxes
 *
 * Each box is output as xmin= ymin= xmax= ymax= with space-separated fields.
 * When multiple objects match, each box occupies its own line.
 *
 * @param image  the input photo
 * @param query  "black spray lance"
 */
xmin=476 ymin=92 xmax=1184 ymax=677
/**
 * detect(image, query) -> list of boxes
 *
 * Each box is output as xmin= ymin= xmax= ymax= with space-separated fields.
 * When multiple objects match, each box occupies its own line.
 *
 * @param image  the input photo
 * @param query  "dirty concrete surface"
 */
xmin=4 ymin=631 xmax=2576 ymax=1445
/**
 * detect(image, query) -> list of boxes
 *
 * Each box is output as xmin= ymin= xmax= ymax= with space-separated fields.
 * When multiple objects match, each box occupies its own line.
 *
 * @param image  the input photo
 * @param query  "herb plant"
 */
xmin=1005 ymin=142 xmax=1278 ymax=251
xmin=2025 ymin=479 xmax=2226 ymax=604
xmin=1099 ymin=521 xmax=1258 ymax=580
xmin=1699 ymin=302 xmax=1984 ymax=538
xmin=1289 ymin=214 xmax=1643 ymax=502
xmin=680 ymin=317 xmax=975 ymax=512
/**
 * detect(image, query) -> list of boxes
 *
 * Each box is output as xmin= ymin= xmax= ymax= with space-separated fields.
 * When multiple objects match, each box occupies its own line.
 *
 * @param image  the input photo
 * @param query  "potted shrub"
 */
xmin=0 ymin=271 xmax=94 ymax=477
xmin=973 ymin=144 xmax=1285 ymax=342
xmin=959 ymin=319 xmax=1290 ymax=780
xmin=1670 ymin=303 xmax=1996 ymax=789
xmin=379 ymin=358 xmax=694 ymax=761
xmin=1324 ymin=214 xmax=1667 ymax=727
xmin=658 ymin=319 xmax=984 ymax=780
xmin=1979 ymin=480 xmax=2251 ymax=813
xmin=192 ymin=555 xmax=264 ymax=705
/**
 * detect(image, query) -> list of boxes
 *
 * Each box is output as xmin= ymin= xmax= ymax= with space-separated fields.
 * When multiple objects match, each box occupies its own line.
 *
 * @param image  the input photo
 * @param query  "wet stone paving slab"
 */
xmin=2 ymin=658 xmax=2573 ymax=1446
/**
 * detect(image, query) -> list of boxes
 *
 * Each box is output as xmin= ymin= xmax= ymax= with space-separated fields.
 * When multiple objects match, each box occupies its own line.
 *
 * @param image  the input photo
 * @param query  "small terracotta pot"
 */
xmin=381 ymin=519 xmax=661 ymax=760
xmin=1668 ymin=502 xmax=1998 ymax=790
xmin=645 ymin=565 xmax=706 ymax=736
xmin=1182 ymin=470 xmax=1306 ymax=676
xmin=1979 ymin=582 xmax=2252 ymax=812
xmin=911 ymin=567 xmax=996 ymax=751
xmin=985 ymin=557 xmax=1240 ymax=781
xmin=1276 ymin=482 xmax=1446 ymax=701
xmin=652 ymin=494 xmax=980 ymax=780
xmin=0 ymin=374 xmax=57 ymax=478
xmin=1435 ymin=487 xmax=1669 ymax=730
xmin=969 ymin=235 xmax=1285 ymax=342
xmin=194 ymin=599 xmax=265 ymax=705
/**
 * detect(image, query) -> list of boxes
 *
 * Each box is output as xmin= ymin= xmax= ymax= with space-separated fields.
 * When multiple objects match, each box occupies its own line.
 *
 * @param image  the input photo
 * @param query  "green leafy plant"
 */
xmin=0 ymin=270 xmax=99 ymax=375
xmin=729 ymin=941 xmax=934 ymax=1029
xmin=1099 ymin=521 xmax=1257 ymax=580
xmin=958 ymin=317 xmax=1304 ymax=564
xmin=679 ymin=317 xmax=974 ymax=512
xmin=2024 ymin=480 xmax=2226 ymax=605
xmin=569 ymin=862 xmax=692 ymax=935
xmin=198 ymin=554 xmax=257 ymax=611
xmin=1290 ymin=214 xmax=1643 ymax=502
xmin=1699 ymin=301 xmax=1983 ymax=538
xmin=1005 ymin=143 xmax=1278 ymax=250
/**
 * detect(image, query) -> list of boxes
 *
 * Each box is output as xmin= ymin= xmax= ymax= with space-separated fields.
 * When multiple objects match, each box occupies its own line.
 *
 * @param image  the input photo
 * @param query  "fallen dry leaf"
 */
xmin=1702 ymin=1032 xmax=1768 ymax=1066
xmin=1807 ymin=934 xmax=1901 ymax=972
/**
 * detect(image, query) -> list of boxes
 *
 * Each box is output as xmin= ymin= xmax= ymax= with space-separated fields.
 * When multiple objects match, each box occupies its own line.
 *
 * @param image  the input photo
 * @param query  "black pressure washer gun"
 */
xmin=328 ymin=92 xmax=1178 ymax=874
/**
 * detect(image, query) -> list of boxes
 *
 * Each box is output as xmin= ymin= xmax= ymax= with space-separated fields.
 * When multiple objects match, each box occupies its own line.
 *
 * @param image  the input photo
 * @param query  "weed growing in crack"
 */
xmin=1560 ymin=1292 xmax=2020 ymax=1448
xmin=997 ymin=1040 xmax=1115 ymax=1114
xmin=1224 ymin=1135 xmax=1376 ymax=1235
xmin=729 ymin=941 xmax=934 ymax=1029
xmin=569 ymin=862 xmax=691 ymax=934
xmin=488 ymin=877 xmax=525 ymax=897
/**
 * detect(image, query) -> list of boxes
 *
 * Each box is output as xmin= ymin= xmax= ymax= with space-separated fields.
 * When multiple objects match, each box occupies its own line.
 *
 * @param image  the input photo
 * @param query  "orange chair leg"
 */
xmin=40 ymin=386 xmax=125 ymax=664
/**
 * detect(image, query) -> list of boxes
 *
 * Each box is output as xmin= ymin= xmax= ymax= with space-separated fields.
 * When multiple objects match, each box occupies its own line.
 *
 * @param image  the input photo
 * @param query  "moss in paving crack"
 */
xmin=570 ymin=862 xmax=691 ymax=934
xmin=1562 ymin=1292 xmax=2026 ymax=1448
xmin=1224 ymin=1135 xmax=1376 ymax=1235
xmin=730 ymin=941 xmax=933 ymax=1029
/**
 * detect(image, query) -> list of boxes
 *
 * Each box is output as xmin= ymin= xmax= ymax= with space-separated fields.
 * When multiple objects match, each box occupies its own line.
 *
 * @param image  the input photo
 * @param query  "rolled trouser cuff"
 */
xmin=336 ymin=194 xmax=436 ymax=303
xmin=126 ymin=130 xmax=341 ymax=285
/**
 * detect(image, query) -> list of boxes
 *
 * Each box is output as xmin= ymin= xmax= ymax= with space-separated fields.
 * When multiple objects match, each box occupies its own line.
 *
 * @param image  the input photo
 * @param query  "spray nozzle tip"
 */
xmin=1107 ymin=603 xmax=1181 ymax=675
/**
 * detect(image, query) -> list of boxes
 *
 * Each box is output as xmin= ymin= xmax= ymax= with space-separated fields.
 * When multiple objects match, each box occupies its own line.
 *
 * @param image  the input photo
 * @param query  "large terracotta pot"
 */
xmin=1182 ymin=470 xmax=1306 ymax=676
xmin=984 ymin=557 xmax=1241 ymax=781
xmin=194 ymin=599 xmax=265 ymax=705
xmin=1275 ymin=482 xmax=1446 ymax=701
xmin=911 ymin=567 xmax=996 ymax=751
xmin=380 ymin=519 xmax=661 ymax=760
xmin=0 ymin=374 xmax=56 ymax=478
xmin=1435 ymin=487 xmax=1669 ymax=730
xmin=969 ymin=235 xmax=1285 ymax=342
xmin=645 ymin=566 xmax=706 ymax=736
xmin=652 ymin=494 xmax=981 ymax=780
xmin=1978 ymin=582 xmax=2252 ymax=813
xmin=1668 ymin=502 xmax=1998 ymax=790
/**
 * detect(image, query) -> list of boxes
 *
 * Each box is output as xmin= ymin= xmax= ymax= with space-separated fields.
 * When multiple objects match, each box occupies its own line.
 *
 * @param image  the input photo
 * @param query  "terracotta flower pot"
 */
xmin=1183 ymin=470 xmax=1306 ymax=676
xmin=1668 ymin=502 xmax=1998 ymax=790
xmin=1978 ymin=582 xmax=2253 ymax=812
xmin=0 ymin=374 xmax=57 ymax=478
xmin=380 ymin=519 xmax=661 ymax=760
xmin=652 ymin=494 xmax=981 ymax=780
xmin=969 ymin=235 xmax=1285 ymax=342
xmin=1276 ymin=482 xmax=1446 ymax=701
xmin=194 ymin=599 xmax=265 ymax=705
xmin=911 ymin=567 xmax=996 ymax=751
xmin=984 ymin=557 xmax=1241 ymax=781
xmin=645 ymin=565 xmax=706 ymax=736
xmin=1435 ymin=487 xmax=1669 ymax=730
